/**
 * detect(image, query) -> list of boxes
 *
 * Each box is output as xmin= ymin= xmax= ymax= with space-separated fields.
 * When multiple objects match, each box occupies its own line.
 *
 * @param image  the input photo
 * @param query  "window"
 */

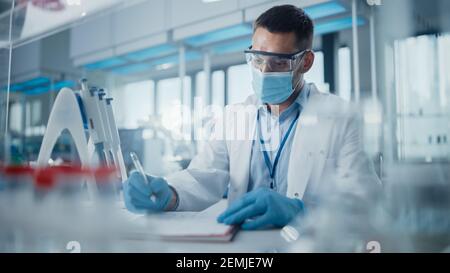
xmin=31 ymin=100 xmax=42 ymax=126
xmin=338 ymin=47 xmax=352 ymax=101
xmin=157 ymin=77 xmax=191 ymax=114
xmin=227 ymin=64 xmax=252 ymax=104
xmin=195 ymin=70 xmax=225 ymax=107
xmin=9 ymin=102 xmax=23 ymax=133
xmin=196 ymin=72 xmax=206 ymax=105
xmin=304 ymin=51 xmax=328 ymax=92
xmin=111 ymin=80 xmax=155 ymax=129
xmin=394 ymin=34 xmax=450 ymax=160
xmin=157 ymin=77 xmax=191 ymax=138
xmin=212 ymin=71 xmax=225 ymax=106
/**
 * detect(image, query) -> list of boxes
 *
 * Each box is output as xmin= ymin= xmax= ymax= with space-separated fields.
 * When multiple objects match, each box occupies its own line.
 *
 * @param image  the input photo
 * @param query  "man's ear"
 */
xmin=300 ymin=51 xmax=315 ymax=74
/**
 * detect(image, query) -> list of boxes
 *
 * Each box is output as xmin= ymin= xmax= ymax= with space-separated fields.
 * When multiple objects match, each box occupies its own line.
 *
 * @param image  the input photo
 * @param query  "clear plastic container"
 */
xmin=0 ymin=163 xmax=4 ymax=191
xmin=378 ymin=179 xmax=450 ymax=252
xmin=0 ymin=165 xmax=35 ymax=252
xmin=95 ymin=166 xmax=119 ymax=199
xmin=52 ymin=165 xmax=90 ymax=203
xmin=31 ymin=166 xmax=91 ymax=252
xmin=0 ymin=164 xmax=129 ymax=252
xmin=1 ymin=165 xmax=35 ymax=196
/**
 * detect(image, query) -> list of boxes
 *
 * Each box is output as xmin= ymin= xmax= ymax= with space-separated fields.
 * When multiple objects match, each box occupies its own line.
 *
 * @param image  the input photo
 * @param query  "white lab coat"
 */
xmin=166 ymin=83 xmax=381 ymax=211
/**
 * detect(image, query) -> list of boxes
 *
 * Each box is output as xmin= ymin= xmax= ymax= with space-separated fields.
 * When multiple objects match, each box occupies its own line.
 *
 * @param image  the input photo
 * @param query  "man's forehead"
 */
xmin=252 ymin=27 xmax=298 ymax=54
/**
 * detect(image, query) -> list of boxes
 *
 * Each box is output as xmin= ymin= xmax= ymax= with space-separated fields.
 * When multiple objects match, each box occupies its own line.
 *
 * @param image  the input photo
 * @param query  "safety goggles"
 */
xmin=245 ymin=46 xmax=309 ymax=73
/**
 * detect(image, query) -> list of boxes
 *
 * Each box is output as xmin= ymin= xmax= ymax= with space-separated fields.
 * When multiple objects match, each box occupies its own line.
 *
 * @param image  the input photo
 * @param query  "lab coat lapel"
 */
xmin=227 ymin=103 xmax=257 ymax=204
xmin=287 ymin=86 xmax=321 ymax=199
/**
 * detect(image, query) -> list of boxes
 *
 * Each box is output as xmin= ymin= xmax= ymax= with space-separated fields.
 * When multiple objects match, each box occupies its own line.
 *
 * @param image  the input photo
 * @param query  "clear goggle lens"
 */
xmin=245 ymin=50 xmax=307 ymax=72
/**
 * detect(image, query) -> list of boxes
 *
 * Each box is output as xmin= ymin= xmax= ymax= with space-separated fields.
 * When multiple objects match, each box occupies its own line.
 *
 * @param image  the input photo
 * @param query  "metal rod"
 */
xmin=4 ymin=0 xmax=15 ymax=141
xmin=370 ymin=7 xmax=378 ymax=101
xmin=352 ymin=0 xmax=361 ymax=103
xmin=203 ymin=50 xmax=212 ymax=105
xmin=179 ymin=44 xmax=186 ymax=106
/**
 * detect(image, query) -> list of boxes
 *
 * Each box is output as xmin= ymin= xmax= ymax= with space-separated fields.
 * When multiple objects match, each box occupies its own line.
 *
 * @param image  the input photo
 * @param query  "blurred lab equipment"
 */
xmin=0 ymin=164 xmax=150 ymax=253
xmin=282 ymin=165 xmax=450 ymax=253
xmin=0 ymin=78 xmax=143 ymax=252
xmin=283 ymin=169 xmax=381 ymax=253
xmin=374 ymin=177 xmax=450 ymax=252
xmin=36 ymin=79 xmax=127 ymax=198
xmin=119 ymin=126 xmax=191 ymax=178
xmin=137 ymin=117 xmax=194 ymax=175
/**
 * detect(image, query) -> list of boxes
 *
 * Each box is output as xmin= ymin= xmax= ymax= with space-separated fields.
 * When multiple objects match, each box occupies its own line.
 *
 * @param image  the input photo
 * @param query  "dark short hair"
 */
xmin=254 ymin=5 xmax=314 ymax=50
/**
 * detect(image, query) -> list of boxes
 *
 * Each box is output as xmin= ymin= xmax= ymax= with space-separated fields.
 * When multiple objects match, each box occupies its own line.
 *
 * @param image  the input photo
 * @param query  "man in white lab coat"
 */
xmin=123 ymin=5 xmax=381 ymax=230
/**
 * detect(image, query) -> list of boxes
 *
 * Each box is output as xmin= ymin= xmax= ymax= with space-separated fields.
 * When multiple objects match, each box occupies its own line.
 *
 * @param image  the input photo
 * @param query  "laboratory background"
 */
xmin=0 ymin=0 xmax=450 ymax=253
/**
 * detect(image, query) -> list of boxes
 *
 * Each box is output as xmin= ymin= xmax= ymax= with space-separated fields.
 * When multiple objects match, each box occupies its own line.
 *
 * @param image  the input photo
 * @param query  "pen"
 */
xmin=130 ymin=152 xmax=147 ymax=184
xmin=130 ymin=152 xmax=157 ymax=203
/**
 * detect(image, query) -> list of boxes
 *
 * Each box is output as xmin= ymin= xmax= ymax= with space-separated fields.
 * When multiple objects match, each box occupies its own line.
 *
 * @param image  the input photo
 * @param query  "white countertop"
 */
xmin=79 ymin=200 xmax=296 ymax=253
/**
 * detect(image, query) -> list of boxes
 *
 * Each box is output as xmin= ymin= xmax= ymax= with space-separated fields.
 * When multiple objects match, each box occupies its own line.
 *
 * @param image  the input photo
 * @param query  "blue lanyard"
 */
xmin=257 ymin=108 xmax=300 ymax=189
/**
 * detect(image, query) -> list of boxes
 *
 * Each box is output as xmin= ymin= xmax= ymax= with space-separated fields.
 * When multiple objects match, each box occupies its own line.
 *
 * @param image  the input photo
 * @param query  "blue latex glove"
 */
xmin=123 ymin=171 xmax=174 ymax=213
xmin=217 ymin=188 xmax=304 ymax=230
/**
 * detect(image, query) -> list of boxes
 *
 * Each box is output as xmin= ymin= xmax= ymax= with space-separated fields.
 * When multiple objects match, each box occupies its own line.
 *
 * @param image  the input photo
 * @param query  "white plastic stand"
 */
xmin=37 ymin=84 xmax=127 ymax=198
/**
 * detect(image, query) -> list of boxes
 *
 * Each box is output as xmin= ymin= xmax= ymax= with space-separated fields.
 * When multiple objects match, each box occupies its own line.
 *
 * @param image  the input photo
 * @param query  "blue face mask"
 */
xmin=251 ymin=67 xmax=299 ymax=104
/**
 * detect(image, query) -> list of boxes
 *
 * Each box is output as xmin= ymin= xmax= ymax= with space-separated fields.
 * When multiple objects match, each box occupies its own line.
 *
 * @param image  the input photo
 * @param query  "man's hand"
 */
xmin=217 ymin=188 xmax=304 ymax=230
xmin=123 ymin=171 xmax=177 ymax=213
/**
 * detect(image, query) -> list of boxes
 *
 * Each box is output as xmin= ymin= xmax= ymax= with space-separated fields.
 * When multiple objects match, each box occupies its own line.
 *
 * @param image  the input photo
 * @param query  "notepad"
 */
xmin=153 ymin=219 xmax=238 ymax=242
xmin=126 ymin=199 xmax=238 ymax=242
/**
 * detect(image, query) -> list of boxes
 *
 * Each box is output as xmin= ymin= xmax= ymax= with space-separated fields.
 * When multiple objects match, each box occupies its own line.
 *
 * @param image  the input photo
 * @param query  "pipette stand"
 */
xmin=36 ymin=82 xmax=127 ymax=199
